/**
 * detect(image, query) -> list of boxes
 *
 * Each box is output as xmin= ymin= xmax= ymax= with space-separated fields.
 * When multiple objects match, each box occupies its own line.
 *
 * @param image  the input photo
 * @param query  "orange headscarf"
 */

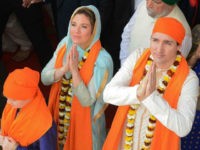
xmin=103 ymin=49 xmax=189 ymax=150
xmin=48 ymin=40 xmax=101 ymax=150
xmin=152 ymin=17 xmax=185 ymax=45
xmin=1 ymin=67 xmax=52 ymax=146
xmin=3 ymin=67 xmax=39 ymax=100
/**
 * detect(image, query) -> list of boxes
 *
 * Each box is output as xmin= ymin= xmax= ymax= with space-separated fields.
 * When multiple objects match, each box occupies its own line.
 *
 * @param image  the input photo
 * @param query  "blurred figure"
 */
xmin=182 ymin=23 xmax=200 ymax=150
xmin=3 ymin=13 xmax=32 ymax=62
xmin=178 ymin=0 xmax=199 ymax=28
xmin=0 ymin=0 xmax=53 ymax=67
xmin=120 ymin=0 xmax=192 ymax=65
xmin=0 ymin=67 xmax=56 ymax=150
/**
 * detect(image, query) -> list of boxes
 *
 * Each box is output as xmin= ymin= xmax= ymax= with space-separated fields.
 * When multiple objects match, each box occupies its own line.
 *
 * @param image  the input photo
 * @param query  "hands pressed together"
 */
xmin=65 ymin=44 xmax=79 ymax=75
xmin=0 ymin=135 xmax=18 ymax=150
xmin=55 ymin=44 xmax=81 ymax=87
xmin=137 ymin=62 xmax=157 ymax=101
xmin=59 ymin=44 xmax=79 ymax=76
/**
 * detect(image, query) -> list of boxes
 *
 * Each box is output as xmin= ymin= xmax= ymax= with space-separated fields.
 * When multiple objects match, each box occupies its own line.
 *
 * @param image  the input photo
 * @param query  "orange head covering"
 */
xmin=152 ymin=17 xmax=185 ymax=45
xmin=3 ymin=67 xmax=39 ymax=100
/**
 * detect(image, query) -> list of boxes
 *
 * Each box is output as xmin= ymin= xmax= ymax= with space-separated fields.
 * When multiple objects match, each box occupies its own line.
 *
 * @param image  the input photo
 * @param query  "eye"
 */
xmin=71 ymin=22 xmax=76 ymax=27
xmin=151 ymin=38 xmax=158 ymax=42
xmin=152 ymin=0 xmax=162 ymax=4
xmin=164 ymin=41 xmax=173 ymax=46
xmin=82 ymin=25 xmax=87 ymax=29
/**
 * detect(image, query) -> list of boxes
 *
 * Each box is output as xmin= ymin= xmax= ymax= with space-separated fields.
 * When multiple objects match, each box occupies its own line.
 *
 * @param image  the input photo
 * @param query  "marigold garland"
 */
xmin=124 ymin=51 xmax=181 ymax=150
xmin=58 ymin=49 xmax=90 ymax=146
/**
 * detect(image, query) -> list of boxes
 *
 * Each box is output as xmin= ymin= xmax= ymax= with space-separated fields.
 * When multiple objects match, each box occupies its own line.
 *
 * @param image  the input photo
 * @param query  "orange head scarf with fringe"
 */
xmin=1 ymin=67 xmax=52 ymax=146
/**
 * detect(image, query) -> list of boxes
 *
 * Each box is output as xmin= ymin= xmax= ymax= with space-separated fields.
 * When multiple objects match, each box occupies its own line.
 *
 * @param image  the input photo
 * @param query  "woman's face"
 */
xmin=70 ymin=13 xmax=93 ymax=49
xmin=7 ymin=98 xmax=30 ymax=108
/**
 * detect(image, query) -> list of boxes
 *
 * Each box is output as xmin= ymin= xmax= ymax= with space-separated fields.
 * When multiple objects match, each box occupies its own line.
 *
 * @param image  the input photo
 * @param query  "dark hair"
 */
xmin=74 ymin=7 xmax=96 ymax=31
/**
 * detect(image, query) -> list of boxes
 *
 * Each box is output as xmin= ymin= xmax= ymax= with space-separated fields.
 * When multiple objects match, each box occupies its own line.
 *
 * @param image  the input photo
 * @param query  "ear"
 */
xmin=177 ymin=44 xmax=182 ymax=52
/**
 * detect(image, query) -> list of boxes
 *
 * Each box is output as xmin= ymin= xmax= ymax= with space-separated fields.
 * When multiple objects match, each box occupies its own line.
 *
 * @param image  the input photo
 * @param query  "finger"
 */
xmin=0 ymin=135 xmax=4 ymax=145
xmin=150 ymin=62 xmax=156 ymax=84
xmin=26 ymin=2 xmax=32 ymax=8
xmin=146 ymin=62 xmax=156 ymax=95
xmin=7 ymin=137 xmax=15 ymax=143
xmin=22 ymin=0 xmax=30 ymax=8
xmin=22 ymin=2 xmax=28 ymax=7
xmin=69 ymin=48 xmax=73 ymax=60
xmin=72 ymin=44 xmax=78 ymax=60
xmin=74 ymin=47 xmax=79 ymax=59
xmin=137 ymin=75 xmax=148 ymax=99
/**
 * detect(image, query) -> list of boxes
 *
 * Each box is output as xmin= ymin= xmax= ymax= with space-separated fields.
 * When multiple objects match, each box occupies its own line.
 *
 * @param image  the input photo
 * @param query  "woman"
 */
xmin=0 ymin=67 xmax=56 ymax=150
xmin=41 ymin=5 xmax=113 ymax=150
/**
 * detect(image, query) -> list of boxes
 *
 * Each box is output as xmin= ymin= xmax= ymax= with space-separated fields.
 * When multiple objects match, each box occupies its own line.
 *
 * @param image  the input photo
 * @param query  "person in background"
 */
xmin=0 ymin=67 xmax=56 ymax=150
xmin=103 ymin=17 xmax=199 ymax=150
xmin=3 ymin=13 xmax=32 ymax=62
xmin=0 ymin=0 xmax=53 ymax=67
xmin=188 ymin=24 xmax=200 ymax=68
xmin=41 ymin=5 xmax=113 ymax=150
xmin=178 ymin=0 xmax=199 ymax=28
xmin=181 ymin=23 xmax=200 ymax=150
xmin=187 ymin=24 xmax=200 ymax=110
xmin=120 ymin=0 xmax=192 ymax=65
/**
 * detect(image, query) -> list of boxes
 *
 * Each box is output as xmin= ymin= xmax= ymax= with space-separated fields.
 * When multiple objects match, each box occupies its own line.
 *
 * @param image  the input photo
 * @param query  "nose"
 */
xmin=146 ymin=0 xmax=153 ymax=8
xmin=74 ymin=26 xmax=81 ymax=33
xmin=156 ymin=43 xmax=164 ymax=53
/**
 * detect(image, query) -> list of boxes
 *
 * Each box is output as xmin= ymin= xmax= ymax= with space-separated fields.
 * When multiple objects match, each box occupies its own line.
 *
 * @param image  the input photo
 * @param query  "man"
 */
xmin=103 ymin=17 xmax=199 ymax=150
xmin=120 ymin=0 xmax=191 ymax=65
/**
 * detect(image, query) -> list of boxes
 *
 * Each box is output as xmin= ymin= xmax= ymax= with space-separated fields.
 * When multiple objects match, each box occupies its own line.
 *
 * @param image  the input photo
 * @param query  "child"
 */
xmin=0 ymin=67 xmax=56 ymax=150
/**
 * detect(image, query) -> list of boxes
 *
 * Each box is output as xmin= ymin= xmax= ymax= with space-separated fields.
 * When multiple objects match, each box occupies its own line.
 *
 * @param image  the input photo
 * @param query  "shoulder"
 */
xmin=169 ymin=5 xmax=191 ymax=34
xmin=128 ymin=48 xmax=146 ymax=60
xmin=121 ymin=48 xmax=146 ymax=69
xmin=184 ymin=69 xmax=199 ymax=86
xmin=95 ymin=48 xmax=113 ymax=69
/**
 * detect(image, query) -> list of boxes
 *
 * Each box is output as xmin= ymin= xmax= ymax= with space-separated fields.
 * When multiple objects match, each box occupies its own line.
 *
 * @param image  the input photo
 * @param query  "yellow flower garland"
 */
xmin=58 ymin=50 xmax=90 ymax=146
xmin=124 ymin=51 xmax=181 ymax=150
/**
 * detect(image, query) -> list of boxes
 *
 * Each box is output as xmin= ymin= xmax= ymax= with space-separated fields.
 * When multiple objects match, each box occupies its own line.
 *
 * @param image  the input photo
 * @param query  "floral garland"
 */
xmin=58 ymin=50 xmax=90 ymax=146
xmin=124 ymin=51 xmax=182 ymax=150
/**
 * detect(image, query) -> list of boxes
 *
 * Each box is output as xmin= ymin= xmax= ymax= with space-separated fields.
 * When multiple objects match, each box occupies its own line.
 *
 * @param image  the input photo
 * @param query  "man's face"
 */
xmin=150 ymin=32 xmax=181 ymax=68
xmin=146 ymin=0 xmax=172 ymax=18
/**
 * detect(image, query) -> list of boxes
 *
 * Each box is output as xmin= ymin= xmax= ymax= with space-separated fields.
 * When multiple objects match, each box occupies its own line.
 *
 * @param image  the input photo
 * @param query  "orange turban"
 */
xmin=152 ymin=17 xmax=185 ymax=45
xmin=3 ymin=67 xmax=39 ymax=100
